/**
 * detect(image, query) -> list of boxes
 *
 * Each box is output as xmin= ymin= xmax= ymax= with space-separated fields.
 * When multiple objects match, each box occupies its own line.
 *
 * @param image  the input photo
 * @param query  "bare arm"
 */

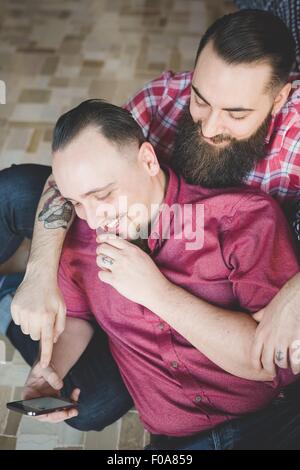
xmin=146 ymin=281 xmax=274 ymax=382
xmin=11 ymin=174 xmax=75 ymax=367
xmin=96 ymin=235 xmax=275 ymax=382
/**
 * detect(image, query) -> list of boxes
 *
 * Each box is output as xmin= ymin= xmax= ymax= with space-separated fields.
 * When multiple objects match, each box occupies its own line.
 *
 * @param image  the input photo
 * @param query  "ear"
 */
xmin=137 ymin=142 xmax=160 ymax=176
xmin=271 ymin=82 xmax=292 ymax=116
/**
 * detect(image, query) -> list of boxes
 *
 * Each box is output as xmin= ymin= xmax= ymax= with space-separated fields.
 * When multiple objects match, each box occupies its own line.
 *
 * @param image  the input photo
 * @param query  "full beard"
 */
xmin=172 ymin=107 xmax=272 ymax=188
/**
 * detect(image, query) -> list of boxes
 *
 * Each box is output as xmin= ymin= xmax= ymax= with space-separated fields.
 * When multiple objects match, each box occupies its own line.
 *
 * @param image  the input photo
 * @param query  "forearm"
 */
xmin=147 ymin=282 xmax=273 ymax=381
xmin=49 ymin=317 xmax=94 ymax=379
xmin=26 ymin=174 xmax=74 ymax=280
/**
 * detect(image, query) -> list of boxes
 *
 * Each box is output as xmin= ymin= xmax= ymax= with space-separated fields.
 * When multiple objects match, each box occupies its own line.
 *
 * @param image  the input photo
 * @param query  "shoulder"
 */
xmin=141 ymin=70 xmax=192 ymax=100
xmin=177 ymin=178 xmax=283 ymax=223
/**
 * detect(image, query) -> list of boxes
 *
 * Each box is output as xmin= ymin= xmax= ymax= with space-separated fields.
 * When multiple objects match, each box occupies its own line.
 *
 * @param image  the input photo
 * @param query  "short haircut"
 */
xmin=52 ymin=99 xmax=146 ymax=153
xmin=195 ymin=9 xmax=296 ymax=89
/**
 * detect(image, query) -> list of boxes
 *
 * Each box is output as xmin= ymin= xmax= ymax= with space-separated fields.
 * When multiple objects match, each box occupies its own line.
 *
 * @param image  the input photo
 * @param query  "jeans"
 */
xmin=0 ymin=163 xmax=134 ymax=431
xmin=234 ymin=1 xmax=300 ymax=72
xmin=0 ymin=164 xmax=52 ymax=263
xmin=146 ymin=395 xmax=300 ymax=450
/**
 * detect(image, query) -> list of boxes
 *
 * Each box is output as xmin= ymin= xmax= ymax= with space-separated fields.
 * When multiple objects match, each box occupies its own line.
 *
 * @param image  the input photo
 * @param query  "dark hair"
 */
xmin=52 ymin=99 xmax=146 ymax=152
xmin=195 ymin=10 xmax=296 ymax=89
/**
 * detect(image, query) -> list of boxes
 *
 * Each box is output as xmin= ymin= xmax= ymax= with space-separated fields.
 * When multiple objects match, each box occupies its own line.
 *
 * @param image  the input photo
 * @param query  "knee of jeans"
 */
xmin=0 ymin=164 xmax=50 ymax=209
xmin=66 ymin=415 xmax=107 ymax=432
xmin=65 ymin=394 xmax=133 ymax=432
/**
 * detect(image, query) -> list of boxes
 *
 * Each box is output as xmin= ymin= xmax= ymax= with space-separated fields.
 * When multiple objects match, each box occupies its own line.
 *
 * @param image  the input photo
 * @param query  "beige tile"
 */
xmin=0 ymin=435 xmax=16 ymax=450
xmin=10 ymin=104 xmax=60 ymax=124
xmin=19 ymin=89 xmax=51 ymax=103
xmin=0 ymin=336 xmax=15 ymax=363
xmin=118 ymin=411 xmax=145 ymax=450
xmin=41 ymin=56 xmax=59 ymax=76
xmin=3 ymin=127 xmax=33 ymax=152
xmin=16 ymin=433 xmax=59 ymax=450
xmin=0 ymin=340 xmax=5 ymax=363
xmin=4 ymin=387 xmax=23 ymax=437
xmin=0 ymin=385 xmax=12 ymax=434
xmin=26 ymin=128 xmax=44 ymax=153
xmin=84 ymin=419 xmax=121 ymax=450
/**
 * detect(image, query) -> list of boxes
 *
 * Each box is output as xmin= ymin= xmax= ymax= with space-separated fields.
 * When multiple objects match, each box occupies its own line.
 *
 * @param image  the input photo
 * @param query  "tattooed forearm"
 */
xmin=38 ymin=180 xmax=74 ymax=229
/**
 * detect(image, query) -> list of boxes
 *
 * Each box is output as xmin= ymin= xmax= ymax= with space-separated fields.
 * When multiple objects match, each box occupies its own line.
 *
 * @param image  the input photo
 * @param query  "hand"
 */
xmin=11 ymin=272 xmax=66 ymax=368
xmin=96 ymin=233 xmax=169 ymax=307
xmin=251 ymin=273 xmax=300 ymax=376
xmin=23 ymin=361 xmax=79 ymax=423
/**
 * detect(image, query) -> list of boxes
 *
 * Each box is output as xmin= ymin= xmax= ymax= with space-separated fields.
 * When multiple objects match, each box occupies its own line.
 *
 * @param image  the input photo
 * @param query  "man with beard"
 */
xmin=1 ymin=9 xmax=300 ymax=431
xmin=12 ymin=100 xmax=300 ymax=449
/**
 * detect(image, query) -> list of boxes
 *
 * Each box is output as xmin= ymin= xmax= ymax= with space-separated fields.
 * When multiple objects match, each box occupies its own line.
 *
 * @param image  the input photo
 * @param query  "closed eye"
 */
xmin=229 ymin=114 xmax=248 ymax=121
xmin=94 ymin=191 xmax=112 ymax=201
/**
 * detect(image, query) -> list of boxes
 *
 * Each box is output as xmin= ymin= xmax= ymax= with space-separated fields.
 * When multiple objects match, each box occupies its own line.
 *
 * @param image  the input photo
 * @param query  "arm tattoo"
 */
xmin=38 ymin=180 xmax=73 ymax=229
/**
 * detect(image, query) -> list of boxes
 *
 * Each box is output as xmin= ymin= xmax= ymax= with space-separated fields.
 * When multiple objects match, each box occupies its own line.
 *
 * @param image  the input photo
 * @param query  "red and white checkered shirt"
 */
xmin=125 ymin=70 xmax=300 ymax=205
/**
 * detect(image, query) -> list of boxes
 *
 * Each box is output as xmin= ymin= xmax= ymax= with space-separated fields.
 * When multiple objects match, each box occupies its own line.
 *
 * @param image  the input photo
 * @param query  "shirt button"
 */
xmin=158 ymin=323 xmax=165 ymax=330
xmin=195 ymin=395 xmax=202 ymax=403
xmin=171 ymin=361 xmax=178 ymax=369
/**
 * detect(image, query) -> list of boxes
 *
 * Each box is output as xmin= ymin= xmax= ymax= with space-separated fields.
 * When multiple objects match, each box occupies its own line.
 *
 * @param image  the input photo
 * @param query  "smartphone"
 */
xmin=6 ymin=396 xmax=78 ymax=416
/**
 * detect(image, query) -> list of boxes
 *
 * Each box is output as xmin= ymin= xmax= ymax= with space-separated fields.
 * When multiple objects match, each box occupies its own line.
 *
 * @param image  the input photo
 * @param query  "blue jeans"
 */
xmin=0 ymin=164 xmax=52 ymax=263
xmin=234 ymin=1 xmax=300 ymax=72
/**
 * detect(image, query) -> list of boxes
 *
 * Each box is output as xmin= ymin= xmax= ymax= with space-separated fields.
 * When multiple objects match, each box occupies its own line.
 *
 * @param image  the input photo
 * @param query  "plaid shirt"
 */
xmin=125 ymin=71 xmax=300 ymax=240
xmin=125 ymin=70 xmax=300 ymax=206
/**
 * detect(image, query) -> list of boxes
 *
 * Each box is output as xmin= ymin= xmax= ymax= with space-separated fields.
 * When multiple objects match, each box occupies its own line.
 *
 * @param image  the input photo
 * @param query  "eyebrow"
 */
xmin=65 ymin=183 xmax=115 ymax=202
xmin=191 ymin=84 xmax=255 ymax=112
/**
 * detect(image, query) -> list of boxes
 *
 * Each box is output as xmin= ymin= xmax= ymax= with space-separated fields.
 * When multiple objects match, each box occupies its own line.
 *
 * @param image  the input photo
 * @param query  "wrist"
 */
xmin=25 ymin=259 xmax=58 ymax=284
xmin=145 ymin=277 xmax=177 ymax=314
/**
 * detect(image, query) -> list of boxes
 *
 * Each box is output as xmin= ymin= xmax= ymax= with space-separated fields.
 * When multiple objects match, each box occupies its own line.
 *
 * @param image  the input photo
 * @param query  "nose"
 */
xmin=201 ymin=110 xmax=224 ymax=139
xmin=84 ymin=206 xmax=101 ymax=230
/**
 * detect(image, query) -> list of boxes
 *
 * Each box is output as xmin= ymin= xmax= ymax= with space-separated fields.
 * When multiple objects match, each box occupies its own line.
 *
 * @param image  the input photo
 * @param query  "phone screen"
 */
xmin=7 ymin=396 xmax=76 ymax=415
xmin=21 ymin=397 xmax=74 ymax=411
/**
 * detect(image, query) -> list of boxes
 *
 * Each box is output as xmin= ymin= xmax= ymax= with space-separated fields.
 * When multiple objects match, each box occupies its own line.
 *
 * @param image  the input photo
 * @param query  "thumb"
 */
xmin=253 ymin=309 xmax=265 ymax=323
xmin=70 ymin=388 xmax=81 ymax=403
xmin=41 ymin=364 xmax=64 ymax=391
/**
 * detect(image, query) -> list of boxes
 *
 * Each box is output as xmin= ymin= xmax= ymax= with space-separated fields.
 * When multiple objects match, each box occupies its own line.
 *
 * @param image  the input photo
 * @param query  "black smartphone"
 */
xmin=6 ymin=396 xmax=78 ymax=416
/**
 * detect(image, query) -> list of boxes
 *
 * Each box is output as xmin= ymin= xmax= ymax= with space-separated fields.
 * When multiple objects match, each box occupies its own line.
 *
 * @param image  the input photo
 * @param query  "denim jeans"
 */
xmin=0 ymin=164 xmax=52 ymax=263
xmin=234 ymin=1 xmax=300 ymax=72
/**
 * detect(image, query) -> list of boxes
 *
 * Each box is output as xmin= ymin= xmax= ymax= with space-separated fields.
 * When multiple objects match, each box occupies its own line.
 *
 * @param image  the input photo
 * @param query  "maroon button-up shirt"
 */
xmin=58 ymin=167 xmax=299 ymax=436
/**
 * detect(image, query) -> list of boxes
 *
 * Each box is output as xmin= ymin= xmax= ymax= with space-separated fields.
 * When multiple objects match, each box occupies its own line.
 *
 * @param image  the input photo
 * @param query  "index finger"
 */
xmin=40 ymin=318 xmax=55 ymax=368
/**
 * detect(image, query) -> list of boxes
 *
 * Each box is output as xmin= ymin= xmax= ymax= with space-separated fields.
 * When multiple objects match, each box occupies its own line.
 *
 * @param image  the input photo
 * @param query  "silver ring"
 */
xmin=101 ymin=255 xmax=114 ymax=267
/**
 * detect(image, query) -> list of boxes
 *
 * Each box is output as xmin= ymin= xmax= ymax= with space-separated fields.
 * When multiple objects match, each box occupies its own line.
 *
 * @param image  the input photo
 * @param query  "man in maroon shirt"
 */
xmin=18 ymin=100 xmax=300 ymax=449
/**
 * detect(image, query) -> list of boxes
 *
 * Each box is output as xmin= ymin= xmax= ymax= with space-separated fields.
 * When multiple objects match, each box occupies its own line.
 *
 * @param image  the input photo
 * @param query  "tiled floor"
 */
xmin=0 ymin=0 xmax=235 ymax=450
